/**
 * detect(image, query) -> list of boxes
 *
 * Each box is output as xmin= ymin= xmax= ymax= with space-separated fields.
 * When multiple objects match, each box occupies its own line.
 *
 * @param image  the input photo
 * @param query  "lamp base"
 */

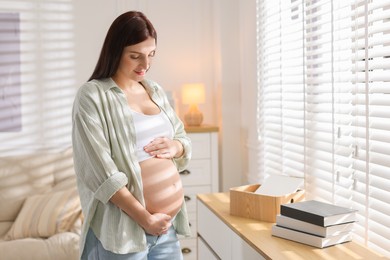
xmin=184 ymin=105 xmax=203 ymax=126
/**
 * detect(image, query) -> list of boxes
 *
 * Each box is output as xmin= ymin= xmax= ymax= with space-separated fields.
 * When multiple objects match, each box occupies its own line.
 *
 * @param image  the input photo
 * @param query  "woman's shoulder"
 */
xmin=77 ymin=78 xmax=115 ymax=98
xmin=74 ymin=79 xmax=113 ymax=112
xmin=142 ymin=78 xmax=163 ymax=92
xmin=79 ymin=78 xmax=113 ymax=92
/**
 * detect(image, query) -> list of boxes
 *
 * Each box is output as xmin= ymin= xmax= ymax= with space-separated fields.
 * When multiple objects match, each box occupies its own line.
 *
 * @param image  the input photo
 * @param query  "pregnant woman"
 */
xmin=72 ymin=11 xmax=191 ymax=260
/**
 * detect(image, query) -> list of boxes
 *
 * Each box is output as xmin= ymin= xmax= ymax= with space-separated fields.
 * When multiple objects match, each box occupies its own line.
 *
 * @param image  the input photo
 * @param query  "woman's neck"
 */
xmin=112 ymin=75 xmax=140 ymax=92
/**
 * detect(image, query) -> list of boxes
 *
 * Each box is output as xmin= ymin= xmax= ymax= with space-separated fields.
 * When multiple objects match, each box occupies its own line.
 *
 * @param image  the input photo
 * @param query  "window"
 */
xmin=0 ymin=13 xmax=21 ymax=132
xmin=0 ymin=1 xmax=76 ymax=154
xmin=256 ymin=0 xmax=390 ymax=256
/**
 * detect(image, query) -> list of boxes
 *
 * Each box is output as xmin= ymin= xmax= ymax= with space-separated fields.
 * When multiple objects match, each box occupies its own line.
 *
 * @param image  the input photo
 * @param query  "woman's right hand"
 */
xmin=109 ymin=187 xmax=173 ymax=236
xmin=143 ymin=213 xmax=172 ymax=236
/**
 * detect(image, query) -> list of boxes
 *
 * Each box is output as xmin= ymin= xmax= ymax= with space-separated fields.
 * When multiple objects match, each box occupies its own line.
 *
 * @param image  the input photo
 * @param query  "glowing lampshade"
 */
xmin=181 ymin=83 xmax=205 ymax=126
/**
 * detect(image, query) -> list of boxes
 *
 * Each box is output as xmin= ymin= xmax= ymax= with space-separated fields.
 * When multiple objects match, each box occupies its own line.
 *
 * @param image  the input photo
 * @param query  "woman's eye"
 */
xmin=149 ymin=51 xmax=155 ymax=57
xmin=130 ymin=55 xmax=140 ymax=59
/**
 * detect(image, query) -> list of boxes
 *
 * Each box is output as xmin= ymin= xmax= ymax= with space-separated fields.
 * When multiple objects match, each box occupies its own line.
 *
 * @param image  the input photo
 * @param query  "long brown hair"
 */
xmin=88 ymin=11 xmax=157 ymax=81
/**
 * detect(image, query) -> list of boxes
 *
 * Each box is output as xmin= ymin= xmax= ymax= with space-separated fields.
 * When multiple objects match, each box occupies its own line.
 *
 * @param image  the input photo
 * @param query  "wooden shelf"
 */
xmin=185 ymin=125 xmax=219 ymax=133
xmin=197 ymin=192 xmax=385 ymax=260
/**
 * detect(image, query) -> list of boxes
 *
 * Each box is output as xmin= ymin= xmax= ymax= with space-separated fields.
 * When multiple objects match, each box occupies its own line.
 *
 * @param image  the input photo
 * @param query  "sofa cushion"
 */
xmin=0 ymin=232 xmax=79 ymax=260
xmin=52 ymin=147 xmax=76 ymax=185
xmin=0 ymin=222 xmax=12 ymax=238
xmin=0 ymin=154 xmax=57 ymax=222
xmin=5 ymin=188 xmax=81 ymax=240
xmin=52 ymin=176 xmax=77 ymax=192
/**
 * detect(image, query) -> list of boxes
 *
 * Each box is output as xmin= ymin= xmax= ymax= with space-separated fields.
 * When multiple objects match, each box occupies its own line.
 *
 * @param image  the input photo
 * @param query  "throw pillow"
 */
xmin=5 ymin=188 xmax=82 ymax=240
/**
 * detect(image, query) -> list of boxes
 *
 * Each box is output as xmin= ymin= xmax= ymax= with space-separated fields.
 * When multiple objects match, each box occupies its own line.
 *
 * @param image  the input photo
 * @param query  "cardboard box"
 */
xmin=230 ymin=184 xmax=305 ymax=222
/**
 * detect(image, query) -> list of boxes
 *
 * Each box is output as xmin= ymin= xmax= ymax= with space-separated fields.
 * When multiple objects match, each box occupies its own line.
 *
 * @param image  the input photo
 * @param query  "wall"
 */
xmin=237 ymin=0 xmax=260 ymax=184
xmin=0 ymin=0 xmax=257 ymax=191
xmin=73 ymin=0 xmax=219 ymax=124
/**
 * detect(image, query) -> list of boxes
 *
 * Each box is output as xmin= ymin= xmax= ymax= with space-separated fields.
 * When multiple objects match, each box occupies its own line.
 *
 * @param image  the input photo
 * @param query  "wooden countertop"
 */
xmin=197 ymin=192 xmax=386 ymax=260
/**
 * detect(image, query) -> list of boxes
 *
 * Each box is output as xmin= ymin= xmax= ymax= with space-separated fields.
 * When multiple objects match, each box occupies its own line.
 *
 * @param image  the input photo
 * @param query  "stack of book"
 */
xmin=271 ymin=200 xmax=358 ymax=248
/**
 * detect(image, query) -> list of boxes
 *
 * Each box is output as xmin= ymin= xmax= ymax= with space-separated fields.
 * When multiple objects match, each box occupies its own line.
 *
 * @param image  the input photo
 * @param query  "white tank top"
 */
xmin=130 ymin=109 xmax=174 ymax=162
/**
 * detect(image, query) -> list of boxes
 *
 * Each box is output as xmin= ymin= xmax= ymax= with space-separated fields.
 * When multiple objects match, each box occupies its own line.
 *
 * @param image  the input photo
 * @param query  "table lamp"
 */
xmin=181 ymin=83 xmax=205 ymax=126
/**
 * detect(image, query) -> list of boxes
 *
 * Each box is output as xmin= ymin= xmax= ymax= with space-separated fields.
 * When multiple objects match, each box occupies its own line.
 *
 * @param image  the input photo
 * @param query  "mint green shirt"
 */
xmin=72 ymin=78 xmax=192 ymax=255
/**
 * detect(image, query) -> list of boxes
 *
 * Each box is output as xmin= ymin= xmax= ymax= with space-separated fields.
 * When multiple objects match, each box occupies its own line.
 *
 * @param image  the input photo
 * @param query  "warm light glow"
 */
xmin=181 ymin=83 xmax=205 ymax=126
xmin=181 ymin=83 xmax=205 ymax=105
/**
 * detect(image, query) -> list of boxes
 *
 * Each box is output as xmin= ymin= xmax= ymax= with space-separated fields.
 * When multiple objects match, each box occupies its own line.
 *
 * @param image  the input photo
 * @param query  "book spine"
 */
xmin=271 ymin=225 xmax=352 ymax=248
xmin=280 ymin=205 xmax=325 ymax=226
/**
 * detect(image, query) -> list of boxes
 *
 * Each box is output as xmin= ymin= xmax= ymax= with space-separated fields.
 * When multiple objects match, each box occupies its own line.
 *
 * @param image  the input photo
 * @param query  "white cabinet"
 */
xmin=197 ymin=193 xmax=384 ymax=260
xmin=180 ymin=127 xmax=219 ymax=259
xmin=198 ymin=236 xmax=219 ymax=260
xmin=197 ymin=200 xmax=231 ymax=259
xmin=197 ymin=201 xmax=265 ymax=260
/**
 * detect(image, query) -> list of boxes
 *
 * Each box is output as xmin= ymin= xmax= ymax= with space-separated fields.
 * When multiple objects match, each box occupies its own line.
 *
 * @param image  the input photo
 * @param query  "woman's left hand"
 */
xmin=143 ymin=137 xmax=183 ymax=159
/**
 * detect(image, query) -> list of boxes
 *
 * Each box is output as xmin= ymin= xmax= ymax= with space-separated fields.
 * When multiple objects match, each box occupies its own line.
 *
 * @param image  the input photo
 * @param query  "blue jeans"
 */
xmin=81 ymin=227 xmax=183 ymax=260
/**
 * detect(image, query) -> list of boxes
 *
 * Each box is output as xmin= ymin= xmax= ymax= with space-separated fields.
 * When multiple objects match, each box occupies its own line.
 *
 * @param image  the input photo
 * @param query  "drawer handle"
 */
xmin=184 ymin=195 xmax=191 ymax=201
xmin=181 ymin=247 xmax=192 ymax=254
xmin=179 ymin=169 xmax=191 ymax=175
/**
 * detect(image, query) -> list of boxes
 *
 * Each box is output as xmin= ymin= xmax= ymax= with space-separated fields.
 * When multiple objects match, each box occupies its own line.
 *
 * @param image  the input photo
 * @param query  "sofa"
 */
xmin=0 ymin=147 xmax=82 ymax=260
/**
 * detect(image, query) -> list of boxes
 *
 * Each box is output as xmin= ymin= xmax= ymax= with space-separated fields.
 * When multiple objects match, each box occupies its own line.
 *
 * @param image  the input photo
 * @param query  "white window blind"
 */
xmin=256 ymin=0 xmax=390 ymax=257
xmin=257 ymin=0 xmax=305 ymax=182
xmin=351 ymin=0 xmax=390 ymax=254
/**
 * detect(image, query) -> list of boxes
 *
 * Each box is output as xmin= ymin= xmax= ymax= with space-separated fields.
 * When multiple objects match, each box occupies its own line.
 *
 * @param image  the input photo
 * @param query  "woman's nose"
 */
xmin=139 ymin=56 xmax=150 ymax=69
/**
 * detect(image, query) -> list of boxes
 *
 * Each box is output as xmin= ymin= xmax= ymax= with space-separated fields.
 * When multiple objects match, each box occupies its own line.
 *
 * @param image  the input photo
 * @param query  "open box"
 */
xmin=230 ymin=184 xmax=305 ymax=223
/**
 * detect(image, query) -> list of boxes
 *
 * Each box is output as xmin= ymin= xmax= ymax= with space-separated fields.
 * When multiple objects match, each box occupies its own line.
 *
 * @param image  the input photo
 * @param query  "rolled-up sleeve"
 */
xmin=94 ymin=171 xmax=128 ymax=203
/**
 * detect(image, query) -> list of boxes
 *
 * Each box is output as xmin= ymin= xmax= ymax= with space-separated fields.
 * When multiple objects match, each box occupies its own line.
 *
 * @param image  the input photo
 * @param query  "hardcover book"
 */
xmin=271 ymin=225 xmax=352 ymax=248
xmin=276 ymin=214 xmax=355 ymax=237
xmin=280 ymin=200 xmax=357 ymax=227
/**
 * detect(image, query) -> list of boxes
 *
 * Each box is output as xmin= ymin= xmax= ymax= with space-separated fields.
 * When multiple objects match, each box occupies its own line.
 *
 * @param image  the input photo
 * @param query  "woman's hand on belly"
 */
xmin=143 ymin=137 xmax=184 ymax=159
xmin=109 ymin=187 xmax=172 ymax=236
xmin=144 ymin=213 xmax=172 ymax=236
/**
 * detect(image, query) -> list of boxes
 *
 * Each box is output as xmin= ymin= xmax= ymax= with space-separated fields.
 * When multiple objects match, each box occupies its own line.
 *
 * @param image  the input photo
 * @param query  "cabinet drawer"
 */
xmin=180 ymin=238 xmax=197 ymax=260
xmin=198 ymin=200 xmax=231 ymax=259
xmin=188 ymin=133 xmax=211 ymax=159
xmin=180 ymin=159 xmax=211 ymax=186
xmin=198 ymin=237 xmax=219 ymax=260
xmin=183 ymin=186 xmax=212 ymax=212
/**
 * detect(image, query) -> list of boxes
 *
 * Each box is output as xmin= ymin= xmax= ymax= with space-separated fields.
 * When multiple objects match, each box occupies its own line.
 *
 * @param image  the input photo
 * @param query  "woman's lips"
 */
xmin=135 ymin=70 xmax=146 ymax=76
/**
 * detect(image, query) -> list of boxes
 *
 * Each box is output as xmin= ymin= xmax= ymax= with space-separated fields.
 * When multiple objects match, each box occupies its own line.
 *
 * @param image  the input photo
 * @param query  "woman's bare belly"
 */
xmin=140 ymin=157 xmax=183 ymax=217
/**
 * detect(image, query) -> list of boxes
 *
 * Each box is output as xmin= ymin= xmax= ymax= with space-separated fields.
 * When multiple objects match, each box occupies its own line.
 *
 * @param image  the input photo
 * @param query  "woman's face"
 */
xmin=115 ymin=36 xmax=156 ymax=82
